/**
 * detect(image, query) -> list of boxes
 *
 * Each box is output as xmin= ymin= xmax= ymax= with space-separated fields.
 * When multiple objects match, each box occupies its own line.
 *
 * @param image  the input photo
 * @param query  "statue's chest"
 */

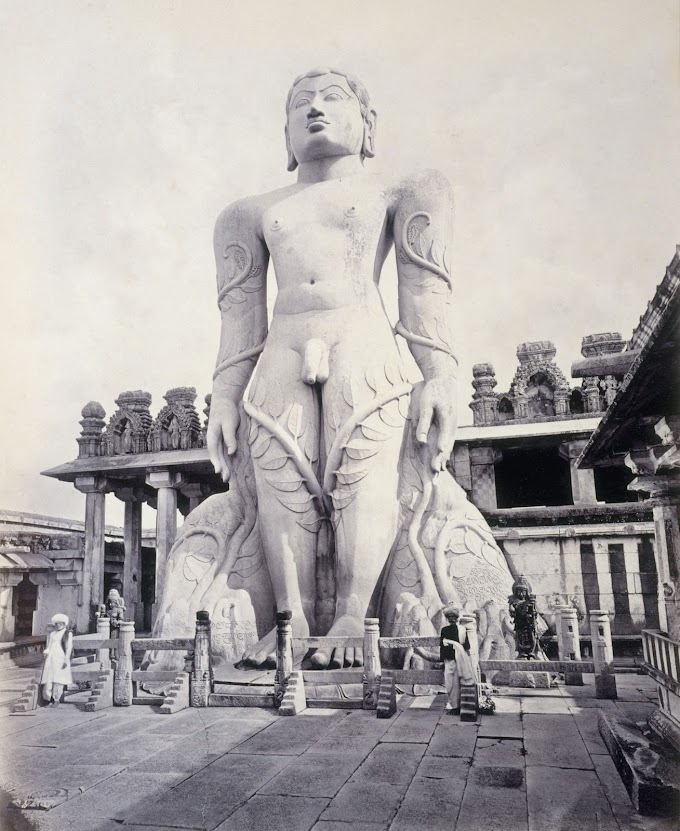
xmin=263 ymin=187 xmax=387 ymax=252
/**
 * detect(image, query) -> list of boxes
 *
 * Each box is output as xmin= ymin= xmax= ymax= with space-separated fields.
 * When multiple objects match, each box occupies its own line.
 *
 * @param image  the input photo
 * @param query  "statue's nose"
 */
xmin=307 ymin=105 xmax=324 ymax=119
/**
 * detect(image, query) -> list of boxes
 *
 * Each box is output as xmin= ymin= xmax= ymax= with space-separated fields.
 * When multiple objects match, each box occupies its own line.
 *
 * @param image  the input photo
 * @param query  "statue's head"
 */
xmin=285 ymin=67 xmax=377 ymax=172
xmin=512 ymin=575 xmax=532 ymax=600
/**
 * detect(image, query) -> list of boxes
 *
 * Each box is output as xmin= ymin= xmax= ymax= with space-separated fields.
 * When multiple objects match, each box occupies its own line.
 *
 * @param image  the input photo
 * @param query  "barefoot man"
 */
xmin=207 ymin=67 xmax=457 ymax=668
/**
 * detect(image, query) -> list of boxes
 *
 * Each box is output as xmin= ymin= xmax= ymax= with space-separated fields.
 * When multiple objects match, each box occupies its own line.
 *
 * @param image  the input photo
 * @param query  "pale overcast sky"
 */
xmin=1 ymin=0 xmax=679 ymax=527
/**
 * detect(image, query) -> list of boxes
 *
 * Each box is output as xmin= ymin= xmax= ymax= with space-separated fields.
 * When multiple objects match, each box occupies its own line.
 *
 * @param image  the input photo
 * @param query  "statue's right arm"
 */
xmin=207 ymin=199 xmax=269 ymax=483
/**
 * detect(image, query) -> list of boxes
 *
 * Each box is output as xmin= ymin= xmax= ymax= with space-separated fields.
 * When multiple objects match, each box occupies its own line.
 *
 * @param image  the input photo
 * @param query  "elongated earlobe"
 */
xmin=362 ymin=108 xmax=377 ymax=159
xmin=285 ymin=125 xmax=298 ymax=172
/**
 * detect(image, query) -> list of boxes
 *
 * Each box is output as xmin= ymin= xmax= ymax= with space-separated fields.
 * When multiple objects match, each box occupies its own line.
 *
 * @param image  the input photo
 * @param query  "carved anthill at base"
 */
xmin=146 ymin=383 xmax=515 ymax=676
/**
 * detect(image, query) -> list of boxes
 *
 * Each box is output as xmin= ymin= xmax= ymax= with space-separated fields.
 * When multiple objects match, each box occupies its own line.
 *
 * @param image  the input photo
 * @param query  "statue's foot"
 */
xmin=240 ymin=615 xmax=310 ymax=668
xmin=310 ymin=615 xmax=364 ymax=669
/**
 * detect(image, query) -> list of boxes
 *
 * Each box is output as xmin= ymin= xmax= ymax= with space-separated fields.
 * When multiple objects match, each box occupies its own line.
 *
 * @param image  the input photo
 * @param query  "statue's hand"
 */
xmin=416 ymin=378 xmax=457 ymax=472
xmin=207 ymin=397 xmax=240 ymax=483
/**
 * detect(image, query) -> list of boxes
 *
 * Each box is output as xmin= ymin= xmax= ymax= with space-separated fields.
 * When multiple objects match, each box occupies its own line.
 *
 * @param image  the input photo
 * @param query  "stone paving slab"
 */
xmin=231 ymin=711 xmax=344 ymax=755
xmin=526 ymin=766 xmax=619 ymax=830
xmin=491 ymin=696 xmax=521 ymax=714
xmin=259 ymin=752 xmax=366 ymax=798
xmin=322 ymin=710 xmax=391 ymax=738
xmin=391 ymin=774 xmax=466 ymax=831
xmin=378 ymin=710 xmax=439 ymax=744
xmin=569 ymin=707 xmax=610 ymax=755
xmin=523 ymin=714 xmax=592 ymax=769
xmin=214 ymin=794 xmax=328 ymax=831
xmin=415 ymin=756 xmax=470 ymax=781
xmin=312 ymin=822 xmax=386 ymax=831
xmin=477 ymin=714 xmax=523 ymax=739
xmin=473 ymin=737 xmax=525 ymax=768
xmin=1 ymin=762 xmax=124 ymax=799
xmin=306 ymin=735 xmax=380 ymax=756
xmin=615 ymin=701 xmax=657 ymax=723
xmin=520 ymin=696 xmax=571 ymax=715
xmin=43 ymin=771 xmax=180 ymax=824
xmin=130 ymin=753 xmax=293 ymax=829
xmin=351 ymin=743 xmax=425 ymax=785
xmin=426 ymin=723 xmax=478 ymax=758
xmin=319 ymin=781 xmax=408 ymax=824
xmin=455 ymin=769 xmax=528 ymax=831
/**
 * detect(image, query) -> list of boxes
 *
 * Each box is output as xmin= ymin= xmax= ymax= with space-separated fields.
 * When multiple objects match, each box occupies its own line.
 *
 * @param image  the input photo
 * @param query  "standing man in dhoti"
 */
xmin=440 ymin=606 xmax=471 ymax=714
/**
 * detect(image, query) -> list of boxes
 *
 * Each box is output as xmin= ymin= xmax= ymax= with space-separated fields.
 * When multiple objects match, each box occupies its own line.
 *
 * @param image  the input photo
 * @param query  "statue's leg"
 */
xmin=311 ymin=336 xmax=409 ymax=668
xmin=240 ymin=345 xmax=321 ymax=667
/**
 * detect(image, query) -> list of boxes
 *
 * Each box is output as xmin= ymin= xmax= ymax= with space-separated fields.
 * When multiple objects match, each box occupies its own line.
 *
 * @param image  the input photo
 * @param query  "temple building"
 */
xmin=29 ymin=252 xmax=679 ymax=660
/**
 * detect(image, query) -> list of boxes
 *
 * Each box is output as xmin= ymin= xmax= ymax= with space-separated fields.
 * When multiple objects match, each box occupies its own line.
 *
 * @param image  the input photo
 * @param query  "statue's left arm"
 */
xmin=394 ymin=168 xmax=457 ymax=471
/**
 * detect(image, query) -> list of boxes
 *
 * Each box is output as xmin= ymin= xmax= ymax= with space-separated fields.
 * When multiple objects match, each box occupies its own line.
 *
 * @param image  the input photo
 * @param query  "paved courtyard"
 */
xmin=0 ymin=663 xmax=676 ymax=831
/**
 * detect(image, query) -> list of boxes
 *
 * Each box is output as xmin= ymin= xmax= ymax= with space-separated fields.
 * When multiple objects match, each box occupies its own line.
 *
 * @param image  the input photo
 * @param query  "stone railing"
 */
xmin=642 ymin=629 xmax=680 ymax=693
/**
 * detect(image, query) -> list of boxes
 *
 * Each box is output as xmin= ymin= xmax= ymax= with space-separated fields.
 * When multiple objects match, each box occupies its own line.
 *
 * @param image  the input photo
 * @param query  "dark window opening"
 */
xmin=594 ymin=466 xmax=637 ymax=503
xmin=498 ymin=397 xmax=514 ymax=421
xmin=495 ymin=446 xmax=572 ymax=508
xmin=569 ymin=389 xmax=584 ymax=415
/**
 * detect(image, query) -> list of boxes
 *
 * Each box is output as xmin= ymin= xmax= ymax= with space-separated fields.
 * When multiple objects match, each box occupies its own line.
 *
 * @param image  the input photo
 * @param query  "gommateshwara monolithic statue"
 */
xmin=147 ymin=68 xmax=516 ymax=674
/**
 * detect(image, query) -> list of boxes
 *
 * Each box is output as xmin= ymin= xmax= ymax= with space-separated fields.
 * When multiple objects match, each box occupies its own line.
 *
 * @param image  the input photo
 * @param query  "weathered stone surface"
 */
xmin=492 ymin=695 xmax=521 ymax=714
xmin=391 ymin=774 xmax=466 ymax=831
xmin=321 ymin=710 xmax=392 ymax=739
xmin=456 ymin=773 xmax=528 ymax=831
xmin=523 ymin=714 xmax=592 ymax=769
xmin=426 ymin=723 xmax=478 ymax=758
xmin=474 ymin=737 xmax=525 ymax=768
xmin=520 ymin=696 xmax=570 ymax=715
xmin=416 ymin=755 xmax=470 ymax=781
xmin=526 ymin=767 xmax=619 ymax=830
xmin=259 ymin=753 xmax=365 ymax=798
xmin=352 ymin=742 xmax=425 ymax=785
xmin=598 ymin=710 xmax=680 ymax=817
xmin=231 ymin=712 xmax=343 ymax=756
xmin=472 ymin=766 xmax=525 ymax=788
xmin=130 ymin=754 xmax=292 ymax=828
xmin=213 ymin=794 xmax=328 ymax=831
xmin=379 ymin=710 xmax=439 ymax=744
xmin=493 ymin=670 xmax=551 ymax=688
xmin=477 ymin=714 xmax=523 ymax=740
xmin=306 ymin=736 xmax=380 ymax=756
xmin=319 ymin=782 xmax=408 ymax=824
xmin=570 ymin=707 xmax=609 ymax=755
xmin=312 ymin=823 xmax=385 ymax=831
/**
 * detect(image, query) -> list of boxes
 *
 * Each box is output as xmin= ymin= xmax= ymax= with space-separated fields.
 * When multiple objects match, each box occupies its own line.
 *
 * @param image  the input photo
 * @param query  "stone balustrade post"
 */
xmin=460 ymin=614 xmax=480 ymax=679
xmin=145 ymin=470 xmax=185 ymax=626
xmin=96 ymin=614 xmax=111 ymax=669
xmin=554 ymin=606 xmax=565 ymax=660
xmin=589 ymin=610 xmax=617 ymax=699
xmin=190 ymin=611 xmax=212 ymax=707
xmin=274 ymin=610 xmax=293 ymax=708
xmin=113 ymin=620 xmax=134 ymax=706
xmin=362 ymin=618 xmax=381 ymax=709
xmin=560 ymin=606 xmax=584 ymax=685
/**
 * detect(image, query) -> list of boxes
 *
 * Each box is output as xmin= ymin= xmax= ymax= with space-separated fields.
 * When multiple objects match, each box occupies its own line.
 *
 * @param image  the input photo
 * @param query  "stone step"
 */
xmin=208 ymin=692 xmax=275 ymax=708
xmin=132 ymin=695 xmax=165 ymax=706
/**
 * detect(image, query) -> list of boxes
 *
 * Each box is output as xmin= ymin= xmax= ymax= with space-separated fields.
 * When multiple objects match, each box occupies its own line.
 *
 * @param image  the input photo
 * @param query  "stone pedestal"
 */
xmin=558 ymin=606 xmax=583 ymax=685
xmin=590 ymin=609 xmax=617 ymax=699
xmin=113 ymin=620 xmax=134 ymax=706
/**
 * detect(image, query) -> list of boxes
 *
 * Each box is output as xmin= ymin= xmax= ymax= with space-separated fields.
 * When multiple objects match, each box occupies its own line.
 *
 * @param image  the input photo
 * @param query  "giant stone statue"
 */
xmin=147 ymin=68 xmax=516 ymax=674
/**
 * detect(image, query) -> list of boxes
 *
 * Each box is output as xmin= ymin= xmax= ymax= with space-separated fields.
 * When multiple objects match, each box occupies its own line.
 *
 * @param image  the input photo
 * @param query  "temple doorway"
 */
xmin=12 ymin=573 xmax=38 ymax=637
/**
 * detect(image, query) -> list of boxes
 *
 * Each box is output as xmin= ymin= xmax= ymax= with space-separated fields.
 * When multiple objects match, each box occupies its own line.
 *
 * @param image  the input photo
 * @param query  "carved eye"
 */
xmin=295 ymin=97 xmax=310 ymax=109
xmin=325 ymin=92 xmax=342 ymax=102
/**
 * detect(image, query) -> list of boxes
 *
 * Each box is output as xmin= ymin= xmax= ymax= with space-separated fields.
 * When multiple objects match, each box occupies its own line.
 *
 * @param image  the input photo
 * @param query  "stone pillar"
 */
xmin=469 ymin=446 xmax=502 ymax=511
xmin=275 ymin=610 xmax=293 ymax=708
xmin=190 ymin=611 xmax=212 ymax=707
xmin=582 ymin=377 xmax=601 ymax=413
xmin=629 ymin=475 xmax=680 ymax=642
xmin=560 ymin=606 xmax=583 ymax=685
xmin=179 ymin=482 xmax=210 ymax=517
xmin=589 ymin=610 xmax=617 ymax=699
xmin=113 ymin=620 xmax=134 ymax=706
xmin=363 ymin=618 xmax=381 ymax=709
xmin=75 ymin=475 xmax=108 ymax=629
xmin=146 ymin=470 xmax=185 ymax=625
xmin=114 ymin=486 xmax=145 ymax=630
xmin=469 ymin=363 xmax=499 ymax=426
xmin=554 ymin=606 xmax=565 ymax=659
xmin=559 ymin=440 xmax=598 ymax=505
xmin=96 ymin=614 xmax=111 ymax=669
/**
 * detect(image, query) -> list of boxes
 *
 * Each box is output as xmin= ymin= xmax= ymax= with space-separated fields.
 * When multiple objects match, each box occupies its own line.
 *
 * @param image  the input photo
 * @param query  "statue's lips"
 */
xmin=307 ymin=120 xmax=329 ymax=132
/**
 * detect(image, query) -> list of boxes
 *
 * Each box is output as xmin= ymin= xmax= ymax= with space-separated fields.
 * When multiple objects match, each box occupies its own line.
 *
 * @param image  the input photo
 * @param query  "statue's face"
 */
xmin=287 ymin=73 xmax=364 ymax=165
xmin=516 ymin=587 xmax=527 ymax=600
